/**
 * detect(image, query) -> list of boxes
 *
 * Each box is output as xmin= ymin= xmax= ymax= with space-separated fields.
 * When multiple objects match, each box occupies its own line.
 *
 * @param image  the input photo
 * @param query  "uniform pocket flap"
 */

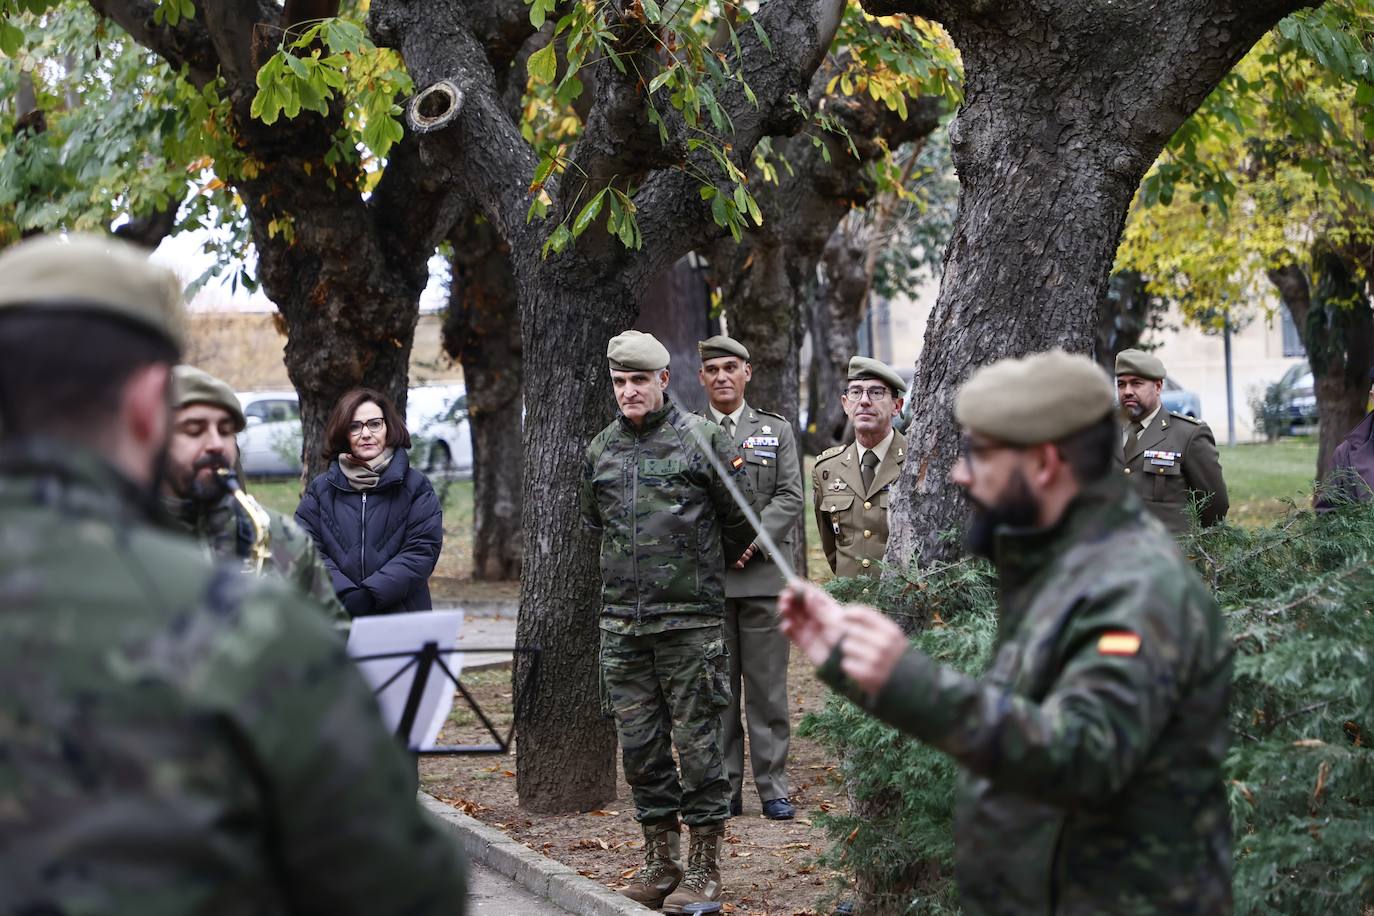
xmin=1146 ymin=461 xmax=1183 ymax=477
xmin=820 ymin=492 xmax=855 ymax=513
xmin=745 ymin=451 xmax=776 ymax=464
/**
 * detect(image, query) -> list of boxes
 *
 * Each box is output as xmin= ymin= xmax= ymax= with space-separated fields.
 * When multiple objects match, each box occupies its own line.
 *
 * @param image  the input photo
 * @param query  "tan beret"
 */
xmin=0 ymin=233 xmax=185 ymax=350
xmin=697 ymin=334 xmax=749 ymax=363
xmin=1114 ymin=348 xmax=1166 ymax=380
xmin=171 ymin=365 xmax=247 ymax=432
xmin=955 ymin=350 xmax=1115 ymax=445
xmin=607 ymin=329 xmax=670 ymax=372
xmin=847 ymin=356 xmax=905 ymax=395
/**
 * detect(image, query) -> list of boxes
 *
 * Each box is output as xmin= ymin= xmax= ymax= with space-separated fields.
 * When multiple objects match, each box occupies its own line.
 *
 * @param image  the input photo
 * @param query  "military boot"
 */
xmin=619 ymin=816 xmax=683 ymax=908
xmin=661 ymin=821 xmax=724 ymax=913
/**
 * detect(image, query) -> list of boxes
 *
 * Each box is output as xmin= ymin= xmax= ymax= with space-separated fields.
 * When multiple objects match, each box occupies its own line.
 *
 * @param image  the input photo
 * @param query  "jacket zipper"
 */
xmin=359 ymin=492 xmax=368 ymax=578
xmin=631 ymin=436 xmax=641 ymax=621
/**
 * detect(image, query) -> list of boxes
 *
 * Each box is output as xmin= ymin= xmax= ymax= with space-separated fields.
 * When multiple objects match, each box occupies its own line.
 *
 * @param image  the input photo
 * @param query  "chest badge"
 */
xmin=761 ymin=424 xmax=772 ymax=434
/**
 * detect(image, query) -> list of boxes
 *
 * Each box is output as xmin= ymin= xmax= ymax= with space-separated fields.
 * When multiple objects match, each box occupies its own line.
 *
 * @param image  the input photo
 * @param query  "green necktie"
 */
xmin=861 ymin=449 xmax=879 ymax=492
xmin=722 ymin=415 xmax=735 ymax=440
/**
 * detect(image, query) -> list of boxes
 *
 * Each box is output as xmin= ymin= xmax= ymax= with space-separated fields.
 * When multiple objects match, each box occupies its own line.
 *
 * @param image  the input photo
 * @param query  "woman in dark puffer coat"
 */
xmin=295 ymin=388 xmax=443 ymax=615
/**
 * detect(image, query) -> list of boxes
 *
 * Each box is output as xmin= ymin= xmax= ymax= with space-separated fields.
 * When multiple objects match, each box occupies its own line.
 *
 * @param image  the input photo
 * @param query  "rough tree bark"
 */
xmin=370 ymin=0 xmax=846 ymax=811
xmin=1267 ymin=252 xmax=1374 ymax=481
xmin=709 ymin=66 xmax=943 ymax=438
xmin=91 ymin=0 xmax=472 ymax=480
xmin=1094 ymin=269 xmax=1166 ymax=370
xmin=804 ymin=218 xmax=874 ymax=452
xmin=865 ymin=0 xmax=1317 ymax=583
xmin=443 ymin=214 xmax=524 ymax=580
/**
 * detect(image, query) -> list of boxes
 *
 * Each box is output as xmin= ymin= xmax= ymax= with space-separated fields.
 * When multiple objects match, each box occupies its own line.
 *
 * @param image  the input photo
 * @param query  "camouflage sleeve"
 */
xmin=581 ymin=441 xmax=603 ymax=531
xmin=821 ymin=579 xmax=1214 ymax=807
xmin=1185 ymin=423 xmax=1229 ymax=526
xmin=704 ymin=421 xmax=756 ymax=562
xmin=270 ymin=512 xmax=350 ymax=626
xmin=756 ymin=421 xmax=804 ymax=555
xmin=198 ymin=579 xmax=467 ymax=912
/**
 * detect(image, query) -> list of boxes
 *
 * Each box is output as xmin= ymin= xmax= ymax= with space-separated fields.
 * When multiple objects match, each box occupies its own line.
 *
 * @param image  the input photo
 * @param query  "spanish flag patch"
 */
xmin=731 ymin=455 xmax=745 ymax=471
xmin=1097 ymin=631 xmax=1141 ymax=656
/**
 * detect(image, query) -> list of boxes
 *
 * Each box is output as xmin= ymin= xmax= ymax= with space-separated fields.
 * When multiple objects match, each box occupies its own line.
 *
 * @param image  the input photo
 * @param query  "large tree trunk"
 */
xmin=444 ymin=215 xmax=524 ymax=580
xmin=1268 ymin=254 xmax=1374 ymax=480
xmin=804 ymin=221 xmax=871 ymax=453
xmin=511 ymin=269 xmax=630 ymax=812
xmin=1095 ymin=270 xmax=1164 ymax=370
xmin=871 ymin=0 xmax=1314 ymax=579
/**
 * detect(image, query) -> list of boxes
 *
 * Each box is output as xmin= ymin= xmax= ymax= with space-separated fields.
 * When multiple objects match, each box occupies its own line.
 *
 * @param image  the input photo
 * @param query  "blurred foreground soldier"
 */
xmin=582 ymin=330 xmax=755 ymax=912
xmin=164 ymin=364 xmax=347 ymax=626
xmin=813 ymin=356 xmax=906 ymax=583
xmin=1115 ymin=348 xmax=1229 ymax=534
xmin=780 ymin=351 xmax=1234 ymax=915
xmin=0 ymin=234 xmax=467 ymax=915
xmin=1314 ymin=368 xmax=1374 ymax=510
xmin=697 ymin=334 xmax=803 ymax=821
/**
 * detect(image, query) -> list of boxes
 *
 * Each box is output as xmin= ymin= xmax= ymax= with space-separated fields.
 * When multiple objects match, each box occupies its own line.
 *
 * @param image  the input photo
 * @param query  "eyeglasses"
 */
xmin=349 ymin=418 xmax=386 ymax=437
xmin=844 ymin=386 xmax=892 ymax=402
xmin=957 ymin=435 xmax=1011 ymax=465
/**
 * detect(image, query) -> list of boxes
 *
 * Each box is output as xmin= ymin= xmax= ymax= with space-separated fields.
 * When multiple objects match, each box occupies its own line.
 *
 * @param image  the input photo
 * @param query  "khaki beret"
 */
xmin=955 ymin=350 xmax=1115 ymax=445
xmin=697 ymin=334 xmax=749 ymax=363
xmin=607 ymin=329 xmax=670 ymax=372
xmin=171 ymin=365 xmax=247 ymax=432
xmin=1114 ymin=348 xmax=1166 ymax=380
xmin=0 ymin=233 xmax=185 ymax=350
xmin=847 ymin=356 xmax=905 ymax=395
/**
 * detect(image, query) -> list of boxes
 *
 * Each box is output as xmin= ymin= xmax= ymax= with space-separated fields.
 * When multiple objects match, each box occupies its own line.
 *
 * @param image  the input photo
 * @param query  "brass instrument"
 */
xmin=216 ymin=466 xmax=273 ymax=576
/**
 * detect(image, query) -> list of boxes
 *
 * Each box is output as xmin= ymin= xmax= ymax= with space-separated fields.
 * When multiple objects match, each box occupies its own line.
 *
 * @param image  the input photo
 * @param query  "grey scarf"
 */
xmin=339 ymin=447 xmax=396 ymax=491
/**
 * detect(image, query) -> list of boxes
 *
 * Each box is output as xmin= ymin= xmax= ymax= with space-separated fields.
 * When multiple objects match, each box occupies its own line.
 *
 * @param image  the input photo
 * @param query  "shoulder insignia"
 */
xmin=816 ymin=445 xmax=846 ymax=463
xmin=756 ymin=408 xmax=789 ymax=422
xmin=1170 ymin=411 xmax=1201 ymax=425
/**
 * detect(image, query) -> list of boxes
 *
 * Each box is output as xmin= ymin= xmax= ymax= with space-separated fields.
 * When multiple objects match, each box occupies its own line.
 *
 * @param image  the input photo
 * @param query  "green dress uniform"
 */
xmin=812 ymin=431 xmax=906 ymax=583
xmin=712 ymin=403 xmax=803 ymax=810
xmin=1115 ymin=409 xmax=1229 ymax=535
xmin=580 ymin=396 xmax=755 ymax=827
xmin=0 ymin=441 xmax=468 ymax=915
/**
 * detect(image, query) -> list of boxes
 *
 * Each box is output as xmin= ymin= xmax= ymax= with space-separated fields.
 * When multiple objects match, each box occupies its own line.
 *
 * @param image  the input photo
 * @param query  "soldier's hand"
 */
xmin=836 ymin=606 xmax=907 ymax=695
xmin=733 ymin=543 xmax=758 ymax=568
xmin=778 ymin=580 xmax=845 ymax=665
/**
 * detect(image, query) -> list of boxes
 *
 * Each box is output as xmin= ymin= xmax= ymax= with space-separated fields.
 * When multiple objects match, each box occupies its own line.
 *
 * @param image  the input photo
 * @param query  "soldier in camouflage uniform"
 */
xmin=780 ymin=350 xmax=1234 ymax=915
xmin=163 ymin=364 xmax=348 ymax=627
xmin=581 ymin=330 xmax=755 ymax=913
xmin=0 ymin=234 xmax=467 ymax=915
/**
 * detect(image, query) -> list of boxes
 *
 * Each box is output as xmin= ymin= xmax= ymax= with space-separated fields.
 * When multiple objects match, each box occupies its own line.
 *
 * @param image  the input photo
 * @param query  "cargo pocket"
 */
xmin=702 ymin=638 xmax=732 ymax=711
xmin=1148 ymin=462 xmax=1184 ymax=501
xmin=820 ymin=492 xmax=855 ymax=545
xmin=597 ymin=644 xmax=615 ymax=719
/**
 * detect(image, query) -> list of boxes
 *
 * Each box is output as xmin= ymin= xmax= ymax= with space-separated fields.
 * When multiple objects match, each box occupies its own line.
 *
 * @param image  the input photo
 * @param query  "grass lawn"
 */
xmin=247 ymin=438 xmax=1321 ymax=588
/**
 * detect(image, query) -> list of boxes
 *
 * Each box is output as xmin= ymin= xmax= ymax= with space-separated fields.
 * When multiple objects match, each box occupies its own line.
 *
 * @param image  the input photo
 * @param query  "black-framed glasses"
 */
xmin=844 ymin=385 xmax=892 ymax=401
xmin=349 ymin=418 xmax=386 ymax=437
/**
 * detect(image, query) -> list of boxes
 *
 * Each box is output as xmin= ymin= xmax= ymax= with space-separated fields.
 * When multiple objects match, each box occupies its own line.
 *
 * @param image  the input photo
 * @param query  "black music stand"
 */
xmin=351 ymin=642 xmax=540 ymax=755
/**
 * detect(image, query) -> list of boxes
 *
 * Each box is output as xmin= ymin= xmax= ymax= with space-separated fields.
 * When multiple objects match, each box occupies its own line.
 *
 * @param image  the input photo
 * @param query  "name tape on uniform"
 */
xmin=1097 ymin=631 xmax=1142 ymax=656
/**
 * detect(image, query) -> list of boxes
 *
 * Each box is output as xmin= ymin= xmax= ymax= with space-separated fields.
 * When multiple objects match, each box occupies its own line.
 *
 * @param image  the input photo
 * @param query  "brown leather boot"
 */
xmin=661 ymin=821 xmax=724 ymax=913
xmin=619 ymin=816 xmax=683 ymax=908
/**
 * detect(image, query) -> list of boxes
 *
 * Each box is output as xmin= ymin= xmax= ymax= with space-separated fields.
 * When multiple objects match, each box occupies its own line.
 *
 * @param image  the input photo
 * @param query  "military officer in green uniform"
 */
xmin=163 ymin=364 xmax=348 ymax=626
xmin=581 ymin=330 xmax=755 ymax=913
xmin=0 ymin=234 xmax=467 ymax=915
xmin=780 ymin=350 xmax=1234 ymax=915
xmin=696 ymin=334 xmax=804 ymax=821
xmin=813 ymin=356 xmax=907 ymax=584
xmin=1115 ymin=348 xmax=1229 ymax=534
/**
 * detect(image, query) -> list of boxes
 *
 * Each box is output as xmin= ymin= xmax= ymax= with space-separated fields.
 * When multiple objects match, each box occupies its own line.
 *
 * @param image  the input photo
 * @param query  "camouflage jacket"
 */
xmin=823 ymin=477 xmax=1234 ymax=915
xmin=163 ymin=491 xmax=349 ymax=626
xmin=0 ymin=440 xmax=467 ymax=915
xmin=580 ymin=397 xmax=755 ymax=632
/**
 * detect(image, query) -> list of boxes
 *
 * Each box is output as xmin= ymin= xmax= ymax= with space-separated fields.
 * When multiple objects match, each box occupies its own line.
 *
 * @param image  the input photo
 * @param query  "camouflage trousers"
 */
xmin=600 ymin=624 xmax=732 ymax=826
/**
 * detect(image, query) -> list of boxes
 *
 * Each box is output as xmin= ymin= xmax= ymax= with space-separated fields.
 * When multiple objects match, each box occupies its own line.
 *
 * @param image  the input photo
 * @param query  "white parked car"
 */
xmin=232 ymin=385 xmax=471 ymax=479
xmin=236 ymin=390 xmax=304 ymax=477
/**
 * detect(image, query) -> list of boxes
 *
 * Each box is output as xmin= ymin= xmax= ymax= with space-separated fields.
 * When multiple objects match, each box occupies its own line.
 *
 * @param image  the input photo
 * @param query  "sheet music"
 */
xmin=346 ymin=610 xmax=464 ymax=750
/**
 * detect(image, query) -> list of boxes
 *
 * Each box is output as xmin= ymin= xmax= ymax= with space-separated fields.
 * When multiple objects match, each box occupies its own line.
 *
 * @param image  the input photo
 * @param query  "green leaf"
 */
xmin=529 ymin=0 xmax=556 ymax=29
xmin=542 ymin=222 xmax=573 ymax=258
xmin=0 ymin=20 xmax=23 ymax=56
xmin=527 ymin=42 xmax=557 ymax=85
xmin=571 ymin=188 xmax=606 ymax=237
xmin=530 ymin=155 xmax=558 ymax=192
xmin=641 ymin=0 xmax=661 ymax=21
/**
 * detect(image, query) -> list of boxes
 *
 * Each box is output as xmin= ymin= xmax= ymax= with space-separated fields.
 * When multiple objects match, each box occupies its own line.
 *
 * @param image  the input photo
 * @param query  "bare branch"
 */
xmin=87 ymin=0 xmax=224 ymax=87
xmin=370 ymin=1 xmax=540 ymax=251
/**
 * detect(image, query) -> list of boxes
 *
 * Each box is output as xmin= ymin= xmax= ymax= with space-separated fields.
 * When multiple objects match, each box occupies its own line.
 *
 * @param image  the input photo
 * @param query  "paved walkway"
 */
xmin=440 ymin=605 xmax=519 ymax=671
xmin=468 ymin=860 xmax=571 ymax=915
